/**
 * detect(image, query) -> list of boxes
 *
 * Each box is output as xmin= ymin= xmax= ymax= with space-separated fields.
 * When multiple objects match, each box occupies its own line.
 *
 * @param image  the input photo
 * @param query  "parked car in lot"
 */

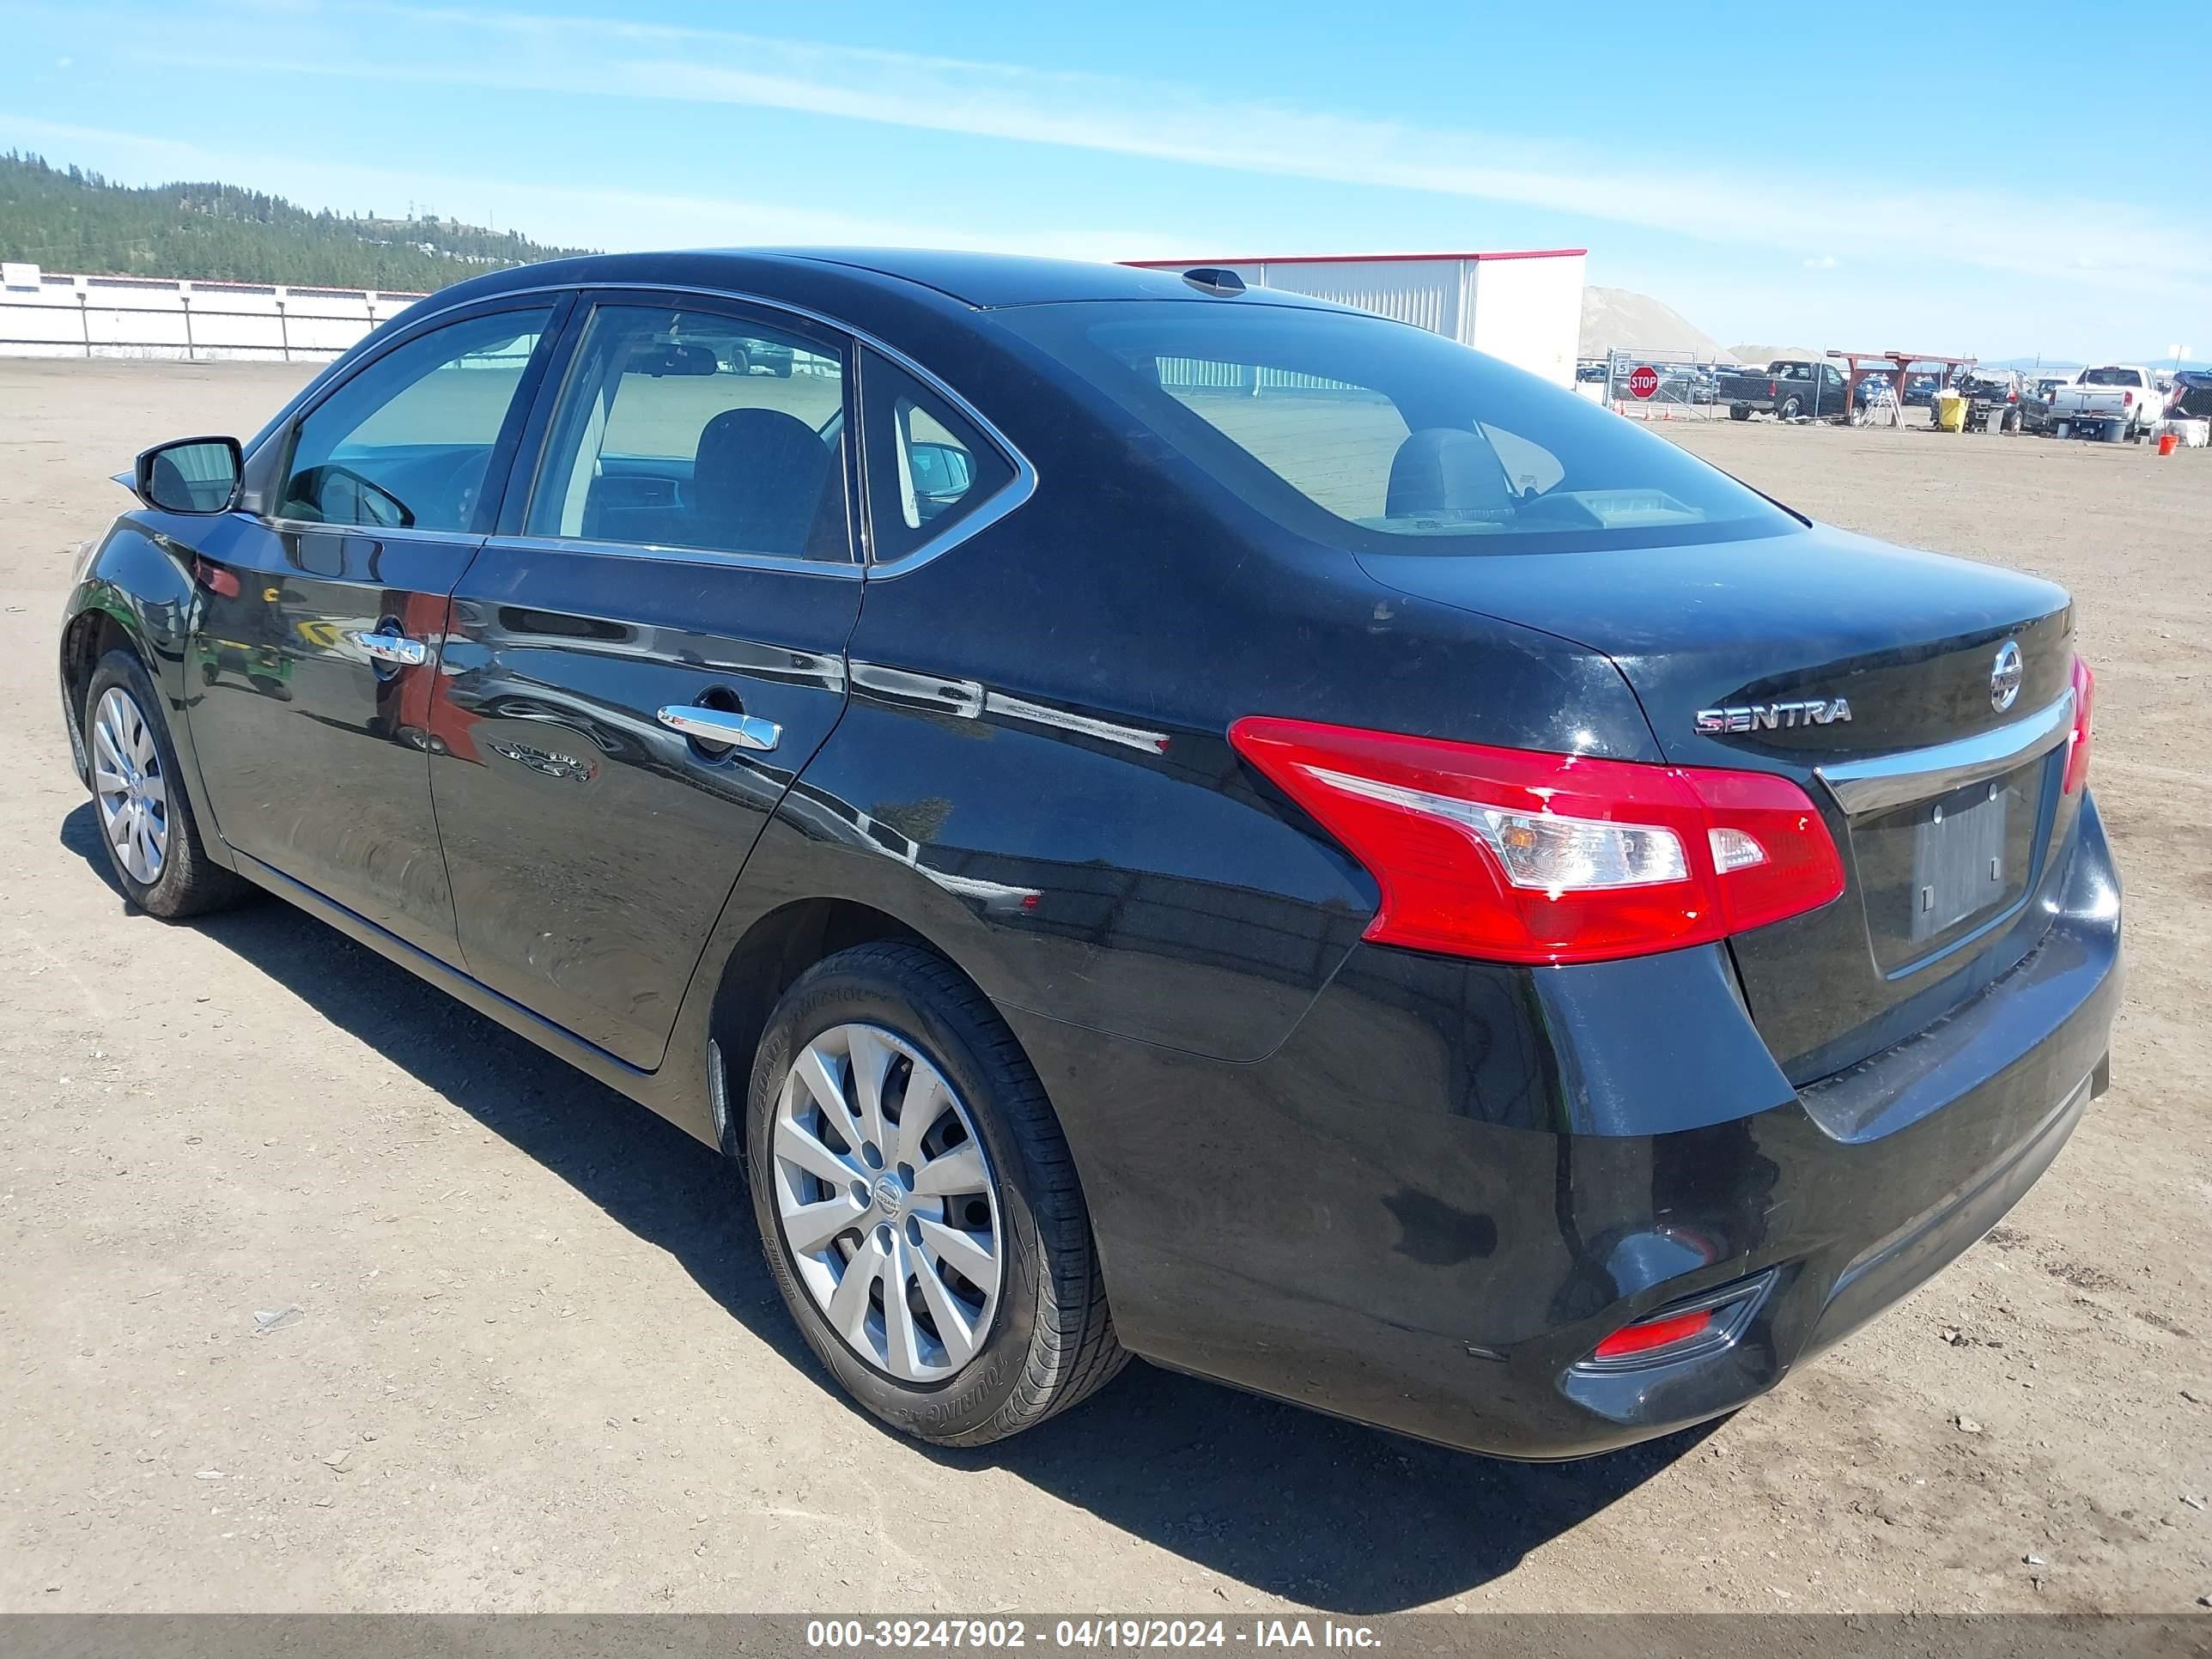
xmin=1850 ymin=372 xmax=1899 ymax=415
xmin=2021 ymin=373 xmax=2081 ymax=434
xmin=2052 ymin=365 xmax=2161 ymax=441
xmin=1721 ymin=359 xmax=1848 ymax=421
xmin=2168 ymin=368 xmax=2212 ymax=422
xmin=1946 ymin=369 xmax=2025 ymax=434
xmin=723 ymin=334 xmax=796 ymax=376
xmin=59 ymin=249 xmax=2118 ymax=1460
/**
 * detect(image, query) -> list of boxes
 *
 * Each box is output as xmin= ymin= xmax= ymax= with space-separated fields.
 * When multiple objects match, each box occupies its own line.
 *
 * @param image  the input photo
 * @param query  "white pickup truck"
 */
xmin=2051 ymin=365 xmax=2164 ymax=441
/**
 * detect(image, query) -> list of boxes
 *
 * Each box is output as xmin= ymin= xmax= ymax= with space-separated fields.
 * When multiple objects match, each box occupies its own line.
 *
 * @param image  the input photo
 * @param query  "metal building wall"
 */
xmin=1127 ymin=251 xmax=1585 ymax=386
xmin=1218 ymin=259 xmax=1465 ymax=341
xmin=1466 ymin=253 xmax=1586 ymax=385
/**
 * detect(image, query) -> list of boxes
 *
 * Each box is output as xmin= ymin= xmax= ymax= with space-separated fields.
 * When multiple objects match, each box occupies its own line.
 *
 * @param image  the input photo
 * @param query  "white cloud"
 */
xmin=112 ymin=0 xmax=2212 ymax=301
xmin=1802 ymin=254 xmax=1838 ymax=270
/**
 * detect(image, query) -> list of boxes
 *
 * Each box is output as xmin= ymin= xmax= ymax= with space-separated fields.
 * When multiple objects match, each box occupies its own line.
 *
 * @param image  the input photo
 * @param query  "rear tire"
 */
xmin=744 ymin=942 xmax=1127 ymax=1446
xmin=82 ymin=650 xmax=249 ymax=920
xmin=1777 ymin=396 xmax=1802 ymax=422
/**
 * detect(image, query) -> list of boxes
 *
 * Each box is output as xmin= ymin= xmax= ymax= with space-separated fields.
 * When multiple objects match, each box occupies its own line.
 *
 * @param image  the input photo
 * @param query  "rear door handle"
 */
xmin=349 ymin=629 xmax=428 ymax=666
xmin=657 ymin=705 xmax=781 ymax=752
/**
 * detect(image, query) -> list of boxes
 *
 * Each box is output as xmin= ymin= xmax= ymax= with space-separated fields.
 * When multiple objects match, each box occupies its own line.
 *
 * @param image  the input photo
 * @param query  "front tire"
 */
xmin=745 ymin=942 xmax=1127 ymax=1446
xmin=83 ymin=650 xmax=248 ymax=919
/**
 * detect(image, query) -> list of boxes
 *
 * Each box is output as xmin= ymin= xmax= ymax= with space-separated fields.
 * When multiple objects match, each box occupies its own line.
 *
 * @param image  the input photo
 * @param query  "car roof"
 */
xmin=446 ymin=247 xmax=1348 ymax=313
xmin=770 ymin=249 xmax=1338 ymax=309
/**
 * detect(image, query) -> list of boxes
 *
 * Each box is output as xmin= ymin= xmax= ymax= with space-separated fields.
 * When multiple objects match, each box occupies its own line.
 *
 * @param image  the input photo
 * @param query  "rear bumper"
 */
xmin=1008 ymin=793 xmax=2121 ymax=1459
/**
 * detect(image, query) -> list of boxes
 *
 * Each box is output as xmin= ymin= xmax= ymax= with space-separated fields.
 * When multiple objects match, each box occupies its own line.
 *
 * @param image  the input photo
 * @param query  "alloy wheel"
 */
xmin=91 ymin=686 xmax=169 ymax=886
xmin=770 ymin=1022 xmax=1003 ymax=1382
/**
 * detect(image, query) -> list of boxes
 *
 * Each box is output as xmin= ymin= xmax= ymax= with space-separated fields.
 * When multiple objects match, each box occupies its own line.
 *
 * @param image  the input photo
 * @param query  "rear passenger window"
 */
xmin=1156 ymin=359 xmax=1409 ymax=522
xmin=1150 ymin=356 xmax=1569 ymax=520
xmin=526 ymin=303 xmax=852 ymax=562
xmin=860 ymin=349 xmax=1015 ymax=562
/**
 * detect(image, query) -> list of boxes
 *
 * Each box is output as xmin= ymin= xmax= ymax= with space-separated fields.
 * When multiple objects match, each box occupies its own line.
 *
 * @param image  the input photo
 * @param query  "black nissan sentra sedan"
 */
xmin=58 ymin=250 xmax=2120 ymax=1458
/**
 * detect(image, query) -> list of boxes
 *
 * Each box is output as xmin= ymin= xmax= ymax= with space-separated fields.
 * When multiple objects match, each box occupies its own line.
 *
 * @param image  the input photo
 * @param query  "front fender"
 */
xmin=58 ymin=514 xmax=230 ymax=862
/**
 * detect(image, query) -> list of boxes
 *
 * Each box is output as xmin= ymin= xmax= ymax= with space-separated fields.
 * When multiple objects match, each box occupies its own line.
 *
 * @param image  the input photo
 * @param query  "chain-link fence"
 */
xmin=1579 ymin=348 xmax=1738 ymax=422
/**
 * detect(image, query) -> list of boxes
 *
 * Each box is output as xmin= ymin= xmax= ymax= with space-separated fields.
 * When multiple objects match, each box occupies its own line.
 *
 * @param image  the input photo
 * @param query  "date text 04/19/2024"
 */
xmin=802 ymin=1619 xmax=1383 ymax=1649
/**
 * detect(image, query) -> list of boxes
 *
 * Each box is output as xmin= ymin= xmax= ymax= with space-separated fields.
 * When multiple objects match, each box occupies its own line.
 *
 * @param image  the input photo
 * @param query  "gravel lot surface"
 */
xmin=2 ymin=361 xmax=2206 ymax=1613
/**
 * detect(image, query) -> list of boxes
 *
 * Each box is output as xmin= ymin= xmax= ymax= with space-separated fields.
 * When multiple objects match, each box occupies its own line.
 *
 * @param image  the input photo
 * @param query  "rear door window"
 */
xmin=858 ymin=348 xmax=1015 ymax=563
xmin=525 ymin=302 xmax=852 ymax=562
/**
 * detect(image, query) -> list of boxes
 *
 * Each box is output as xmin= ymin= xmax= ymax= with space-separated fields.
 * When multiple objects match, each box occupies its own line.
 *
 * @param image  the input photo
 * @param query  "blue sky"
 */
xmin=3 ymin=0 xmax=2207 ymax=359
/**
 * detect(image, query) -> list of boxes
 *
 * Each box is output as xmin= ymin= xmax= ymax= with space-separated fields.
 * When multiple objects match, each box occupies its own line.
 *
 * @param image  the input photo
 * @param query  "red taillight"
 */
xmin=2063 ymin=655 xmax=2094 ymax=794
xmin=1592 ymin=1307 xmax=1714 ymax=1361
xmin=1767 ymin=380 xmax=1778 ymax=396
xmin=1227 ymin=718 xmax=1845 ymax=965
xmin=2123 ymin=391 xmax=2135 ymax=407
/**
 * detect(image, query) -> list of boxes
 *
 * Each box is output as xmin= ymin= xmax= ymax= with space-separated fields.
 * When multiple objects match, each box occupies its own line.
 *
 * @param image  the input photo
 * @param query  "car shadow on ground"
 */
xmin=62 ymin=803 xmax=1712 ymax=1613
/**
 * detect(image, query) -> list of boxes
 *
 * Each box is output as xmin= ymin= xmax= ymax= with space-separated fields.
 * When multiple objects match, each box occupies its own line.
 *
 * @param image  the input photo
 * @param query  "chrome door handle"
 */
xmin=349 ymin=629 xmax=428 ymax=666
xmin=657 ymin=705 xmax=781 ymax=752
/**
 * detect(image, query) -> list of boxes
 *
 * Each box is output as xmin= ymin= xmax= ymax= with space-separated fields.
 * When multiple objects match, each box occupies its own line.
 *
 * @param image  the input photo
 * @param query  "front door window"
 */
xmin=279 ymin=307 xmax=554 ymax=533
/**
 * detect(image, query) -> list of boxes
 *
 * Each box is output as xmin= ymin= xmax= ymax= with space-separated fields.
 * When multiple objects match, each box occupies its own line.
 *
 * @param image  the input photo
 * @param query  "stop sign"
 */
xmin=1628 ymin=365 xmax=1661 ymax=399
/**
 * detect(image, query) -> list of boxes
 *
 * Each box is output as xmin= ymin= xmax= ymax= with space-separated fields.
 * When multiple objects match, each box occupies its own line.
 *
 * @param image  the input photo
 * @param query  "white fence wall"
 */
xmin=0 ymin=264 xmax=424 ymax=362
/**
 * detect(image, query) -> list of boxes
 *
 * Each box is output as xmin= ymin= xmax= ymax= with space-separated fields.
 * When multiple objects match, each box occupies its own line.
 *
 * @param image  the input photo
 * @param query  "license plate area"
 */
xmin=1911 ymin=786 xmax=2009 ymax=941
xmin=1852 ymin=762 xmax=2045 ymax=975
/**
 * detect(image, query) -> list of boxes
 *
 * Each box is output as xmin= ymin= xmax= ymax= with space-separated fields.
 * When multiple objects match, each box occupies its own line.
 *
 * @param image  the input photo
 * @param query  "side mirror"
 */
xmin=135 ymin=436 xmax=241 ymax=514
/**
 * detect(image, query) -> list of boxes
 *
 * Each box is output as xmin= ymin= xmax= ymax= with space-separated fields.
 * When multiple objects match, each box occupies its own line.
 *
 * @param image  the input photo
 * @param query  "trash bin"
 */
xmin=1936 ymin=392 xmax=1967 ymax=432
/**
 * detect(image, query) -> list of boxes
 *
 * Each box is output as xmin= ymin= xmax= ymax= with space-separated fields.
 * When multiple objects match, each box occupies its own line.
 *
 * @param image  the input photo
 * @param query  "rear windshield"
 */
xmin=2081 ymin=368 xmax=2144 ymax=387
xmin=997 ymin=301 xmax=1798 ymax=556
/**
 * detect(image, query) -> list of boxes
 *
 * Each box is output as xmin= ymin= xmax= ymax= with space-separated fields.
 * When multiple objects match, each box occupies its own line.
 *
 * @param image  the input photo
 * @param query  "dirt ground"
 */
xmin=1 ymin=360 xmax=2207 ymax=1615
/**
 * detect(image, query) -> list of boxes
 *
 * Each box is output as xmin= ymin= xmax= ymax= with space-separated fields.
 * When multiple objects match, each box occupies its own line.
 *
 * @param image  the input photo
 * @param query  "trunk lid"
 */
xmin=1358 ymin=524 xmax=2077 ymax=1079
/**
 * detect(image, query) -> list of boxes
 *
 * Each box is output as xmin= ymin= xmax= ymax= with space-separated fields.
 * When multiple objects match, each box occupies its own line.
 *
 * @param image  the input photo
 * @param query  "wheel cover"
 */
xmin=772 ymin=1023 xmax=1004 ymax=1382
xmin=91 ymin=686 xmax=169 ymax=886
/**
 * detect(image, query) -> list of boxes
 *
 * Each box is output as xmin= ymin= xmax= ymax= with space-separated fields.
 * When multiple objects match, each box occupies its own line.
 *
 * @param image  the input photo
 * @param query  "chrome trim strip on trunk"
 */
xmin=1816 ymin=689 xmax=2075 ymax=816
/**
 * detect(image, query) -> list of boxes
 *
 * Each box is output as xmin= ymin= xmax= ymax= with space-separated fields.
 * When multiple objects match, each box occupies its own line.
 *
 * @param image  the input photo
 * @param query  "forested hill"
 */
xmin=0 ymin=152 xmax=595 ymax=290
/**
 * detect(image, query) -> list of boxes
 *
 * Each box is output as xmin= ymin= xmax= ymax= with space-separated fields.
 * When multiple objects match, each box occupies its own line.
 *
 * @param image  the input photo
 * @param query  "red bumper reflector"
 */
xmin=1592 ymin=1307 xmax=1714 ymax=1360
